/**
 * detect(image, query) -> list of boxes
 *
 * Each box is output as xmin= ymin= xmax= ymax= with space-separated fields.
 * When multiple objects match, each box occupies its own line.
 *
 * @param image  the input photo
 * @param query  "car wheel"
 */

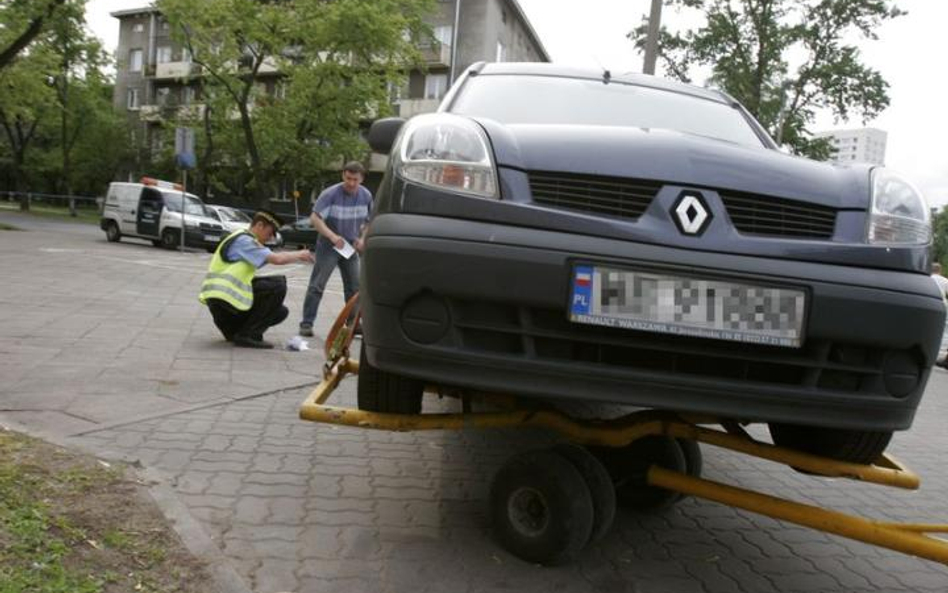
xmin=356 ymin=342 xmax=423 ymax=414
xmin=105 ymin=221 xmax=121 ymax=242
xmin=589 ymin=436 xmax=687 ymax=511
xmin=552 ymin=444 xmax=616 ymax=546
xmin=161 ymin=228 xmax=179 ymax=249
xmin=768 ymin=423 xmax=892 ymax=465
xmin=490 ymin=448 xmax=595 ymax=565
xmin=151 ymin=239 xmax=163 ymax=247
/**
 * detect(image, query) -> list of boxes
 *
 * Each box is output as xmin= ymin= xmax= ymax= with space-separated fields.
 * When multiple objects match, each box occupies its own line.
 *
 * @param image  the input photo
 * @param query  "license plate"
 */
xmin=203 ymin=234 xmax=218 ymax=242
xmin=569 ymin=264 xmax=806 ymax=348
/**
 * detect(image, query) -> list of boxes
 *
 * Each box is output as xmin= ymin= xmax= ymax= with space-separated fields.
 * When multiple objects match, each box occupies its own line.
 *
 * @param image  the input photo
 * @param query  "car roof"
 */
xmin=468 ymin=62 xmax=732 ymax=105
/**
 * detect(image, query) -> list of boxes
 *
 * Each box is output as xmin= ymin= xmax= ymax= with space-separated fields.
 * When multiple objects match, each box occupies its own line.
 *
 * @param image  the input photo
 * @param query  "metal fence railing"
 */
xmin=1 ymin=191 xmax=102 ymax=214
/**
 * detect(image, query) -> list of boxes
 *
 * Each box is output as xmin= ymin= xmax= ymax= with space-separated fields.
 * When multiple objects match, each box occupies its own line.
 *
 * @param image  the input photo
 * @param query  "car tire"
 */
xmin=552 ymin=444 xmax=616 ymax=546
xmin=490 ymin=448 xmax=595 ymax=565
xmin=161 ymin=228 xmax=179 ymax=249
xmin=768 ymin=423 xmax=893 ymax=465
xmin=356 ymin=342 xmax=423 ymax=414
xmin=151 ymin=239 xmax=163 ymax=247
xmin=589 ymin=436 xmax=687 ymax=511
xmin=104 ymin=221 xmax=121 ymax=242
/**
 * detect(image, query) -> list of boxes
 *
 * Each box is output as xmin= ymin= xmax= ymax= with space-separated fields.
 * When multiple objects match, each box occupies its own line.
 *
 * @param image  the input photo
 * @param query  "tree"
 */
xmin=933 ymin=206 xmax=948 ymax=269
xmin=0 ymin=0 xmax=67 ymax=70
xmin=0 ymin=45 xmax=58 ymax=208
xmin=0 ymin=0 xmax=127 ymax=207
xmin=45 ymin=0 xmax=110 ymax=213
xmin=158 ymin=0 xmax=435 ymax=207
xmin=631 ymin=0 xmax=903 ymax=159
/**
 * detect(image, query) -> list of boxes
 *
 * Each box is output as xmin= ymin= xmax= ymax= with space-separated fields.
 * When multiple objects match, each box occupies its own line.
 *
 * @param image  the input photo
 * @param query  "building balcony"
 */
xmin=396 ymin=98 xmax=440 ymax=119
xmin=154 ymin=61 xmax=201 ymax=80
xmin=420 ymin=42 xmax=451 ymax=67
xmin=139 ymin=104 xmax=161 ymax=122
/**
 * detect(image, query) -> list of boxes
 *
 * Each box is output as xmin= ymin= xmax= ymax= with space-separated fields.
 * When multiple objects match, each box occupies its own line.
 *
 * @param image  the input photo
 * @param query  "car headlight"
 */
xmin=867 ymin=168 xmax=931 ymax=245
xmin=395 ymin=113 xmax=498 ymax=199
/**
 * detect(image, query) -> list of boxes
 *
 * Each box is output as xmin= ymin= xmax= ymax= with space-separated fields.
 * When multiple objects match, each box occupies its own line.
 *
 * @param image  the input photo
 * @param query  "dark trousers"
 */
xmin=207 ymin=275 xmax=289 ymax=340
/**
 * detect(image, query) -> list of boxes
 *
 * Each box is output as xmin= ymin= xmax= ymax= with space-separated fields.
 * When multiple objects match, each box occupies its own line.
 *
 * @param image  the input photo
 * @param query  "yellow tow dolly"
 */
xmin=300 ymin=300 xmax=948 ymax=566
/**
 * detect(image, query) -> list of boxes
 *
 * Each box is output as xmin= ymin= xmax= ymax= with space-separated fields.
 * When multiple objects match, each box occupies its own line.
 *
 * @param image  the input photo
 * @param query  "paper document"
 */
xmin=334 ymin=239 xmax=355 ymax=259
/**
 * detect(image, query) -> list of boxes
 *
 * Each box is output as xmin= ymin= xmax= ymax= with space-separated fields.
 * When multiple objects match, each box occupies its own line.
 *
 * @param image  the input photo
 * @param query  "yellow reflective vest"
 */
xmin=198 ymin=230 xmax=257 ymax=311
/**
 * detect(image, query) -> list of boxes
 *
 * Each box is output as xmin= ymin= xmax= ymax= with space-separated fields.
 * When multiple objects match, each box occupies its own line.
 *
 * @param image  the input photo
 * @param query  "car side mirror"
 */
xmin=368 ymin=117 xmax=406 ymax=154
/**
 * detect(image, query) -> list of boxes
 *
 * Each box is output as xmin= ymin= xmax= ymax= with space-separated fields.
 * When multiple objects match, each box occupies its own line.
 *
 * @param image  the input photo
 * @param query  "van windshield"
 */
xmin=164 ymin=193 xmax=207 ymax=216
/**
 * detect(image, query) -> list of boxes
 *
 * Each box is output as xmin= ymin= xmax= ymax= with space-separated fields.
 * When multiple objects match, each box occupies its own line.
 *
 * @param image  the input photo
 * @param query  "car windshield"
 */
xmin=449 ymin=74 xmax=767 ymax=148
xmin=219 ymin=207 xmax=251 ymax=222
xmin=163 ymin=192 xmax=207 ymax=216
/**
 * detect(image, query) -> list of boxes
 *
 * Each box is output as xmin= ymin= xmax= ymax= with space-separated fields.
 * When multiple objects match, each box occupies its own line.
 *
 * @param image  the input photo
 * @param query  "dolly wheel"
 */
xmin=553 ymin=444 xmax=616 ymax=546
xmin=590 ymin=436 xmax=688 ymax=510
xmin=490 ymin=448 xmax=594 ymax=565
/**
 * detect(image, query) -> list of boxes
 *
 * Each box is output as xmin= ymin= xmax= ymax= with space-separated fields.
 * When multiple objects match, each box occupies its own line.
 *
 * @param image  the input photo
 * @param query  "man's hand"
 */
xmin=353 ymin=237 xmax=365 ymax=253
xmin=297 ymin=249 xmax=315 ymax=263
xmin=331 ymin=233 xmax=344 ymax=249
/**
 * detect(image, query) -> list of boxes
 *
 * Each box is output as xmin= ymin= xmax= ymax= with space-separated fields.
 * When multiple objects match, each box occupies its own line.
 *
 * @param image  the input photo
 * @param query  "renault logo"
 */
xmin=672 ymin=191 xmax=712 ymax=236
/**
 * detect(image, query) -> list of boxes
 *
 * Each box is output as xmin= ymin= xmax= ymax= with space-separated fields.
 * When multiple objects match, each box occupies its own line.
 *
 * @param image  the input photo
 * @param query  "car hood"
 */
xmin=479 ymin=122 xmax=871 ymax=210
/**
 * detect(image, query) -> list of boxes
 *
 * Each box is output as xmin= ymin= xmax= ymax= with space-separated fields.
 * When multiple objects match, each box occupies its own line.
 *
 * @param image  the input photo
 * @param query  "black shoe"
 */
xmin=233 ymin=335 xmax=274 ymax=349
xmin=299 ymin=325 xmax=314 ymax=337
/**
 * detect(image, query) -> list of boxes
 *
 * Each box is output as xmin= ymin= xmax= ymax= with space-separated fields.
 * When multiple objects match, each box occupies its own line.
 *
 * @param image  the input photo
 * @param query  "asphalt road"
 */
xmin=1 ymin=209 xmax=946 ymax=593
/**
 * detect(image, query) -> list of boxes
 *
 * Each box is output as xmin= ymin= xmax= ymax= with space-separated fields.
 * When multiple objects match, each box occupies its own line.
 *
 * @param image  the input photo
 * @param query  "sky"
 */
xmin=85 ymin=0 xmax=947 ymax=208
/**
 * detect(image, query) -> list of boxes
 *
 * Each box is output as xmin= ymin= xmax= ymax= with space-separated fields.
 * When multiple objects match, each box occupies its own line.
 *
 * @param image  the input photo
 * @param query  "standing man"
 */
xmin=299 ymin=161 xmax=372 ymax=337
xmin=200 ymin=211 xmax=315 ymax=349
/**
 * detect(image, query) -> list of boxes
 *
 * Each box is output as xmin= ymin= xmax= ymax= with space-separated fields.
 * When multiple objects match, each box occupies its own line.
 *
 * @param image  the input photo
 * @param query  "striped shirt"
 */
xmin=312 ymin=182 xmax=373 ymax=244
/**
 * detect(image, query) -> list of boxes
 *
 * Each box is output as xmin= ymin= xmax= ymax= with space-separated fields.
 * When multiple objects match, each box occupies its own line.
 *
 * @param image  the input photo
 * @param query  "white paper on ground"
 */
xmin=334 ymin=240 xmax=355 ymax=259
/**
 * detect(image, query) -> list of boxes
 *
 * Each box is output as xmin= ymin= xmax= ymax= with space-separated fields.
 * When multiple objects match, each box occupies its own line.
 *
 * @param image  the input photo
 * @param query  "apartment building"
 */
xmin=813 ymin=127 xmax=888 ymax=166
xmin=111 ymin=1 xmax=548 ymax=163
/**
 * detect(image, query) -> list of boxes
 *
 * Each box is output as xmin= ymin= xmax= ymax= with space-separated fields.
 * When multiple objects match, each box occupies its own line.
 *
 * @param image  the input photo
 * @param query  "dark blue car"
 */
xmin=360 ymin=62 xmax=943 ymax=466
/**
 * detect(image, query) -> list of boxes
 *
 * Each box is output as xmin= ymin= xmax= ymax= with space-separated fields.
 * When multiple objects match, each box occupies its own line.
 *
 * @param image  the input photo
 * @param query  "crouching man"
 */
xmin=199 ymin=210 xmax=315 ymax=348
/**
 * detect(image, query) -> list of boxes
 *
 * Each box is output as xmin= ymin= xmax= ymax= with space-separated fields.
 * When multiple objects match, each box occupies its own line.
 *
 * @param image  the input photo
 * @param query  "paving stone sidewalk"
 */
xmin=3 ymin=212 xmax=947 ymax=593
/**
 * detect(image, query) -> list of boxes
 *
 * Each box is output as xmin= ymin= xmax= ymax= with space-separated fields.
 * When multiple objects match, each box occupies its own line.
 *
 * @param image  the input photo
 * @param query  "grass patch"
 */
xmin=0 ymin=429 xmax=214 ymax=593
xmin=0 ymin=223 xmax=20 ymax=231
xmin=0 ymin=202 xmax=100 ymax=224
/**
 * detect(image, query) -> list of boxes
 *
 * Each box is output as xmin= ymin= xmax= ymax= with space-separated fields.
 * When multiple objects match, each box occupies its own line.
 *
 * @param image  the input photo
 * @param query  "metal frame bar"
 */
xmin=299 ymin=356 xmax=948 ymax=564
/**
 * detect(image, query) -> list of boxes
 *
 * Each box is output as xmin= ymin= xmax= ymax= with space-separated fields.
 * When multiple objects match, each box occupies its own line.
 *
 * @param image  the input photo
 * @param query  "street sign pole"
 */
xmin=180 ymin=169 xmax=187 ymax=251
xmin=174 ymin=127 xmax=196 ymax=252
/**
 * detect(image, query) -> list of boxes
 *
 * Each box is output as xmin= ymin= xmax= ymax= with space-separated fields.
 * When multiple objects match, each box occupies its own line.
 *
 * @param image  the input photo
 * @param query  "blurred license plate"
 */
xmin=203 ymin=234 xmax=218 ymax=242
xmin=569 ymin=265 xmax=806 ymax=348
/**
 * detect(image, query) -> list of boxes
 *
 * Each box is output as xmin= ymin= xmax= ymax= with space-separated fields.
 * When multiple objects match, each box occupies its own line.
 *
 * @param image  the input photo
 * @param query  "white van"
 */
xmin=100 ymin=178 xmax=225 ymax=251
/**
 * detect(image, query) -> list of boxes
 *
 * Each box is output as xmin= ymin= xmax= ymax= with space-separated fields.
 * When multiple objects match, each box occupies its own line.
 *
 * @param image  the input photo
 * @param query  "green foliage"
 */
xmin=631 ymin=0 xmax=903 ymax=159
xmin=933 ymin=206 xmax=948 ymax=268
xmin=0 ymin=0 xmax=129 ymax=198
xmin=157 ymin=0 xmax=436 ymax=206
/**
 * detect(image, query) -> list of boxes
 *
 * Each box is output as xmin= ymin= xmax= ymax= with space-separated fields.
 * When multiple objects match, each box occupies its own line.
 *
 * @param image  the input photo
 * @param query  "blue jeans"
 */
xmin=300 ymin=239 xmax=360 ymax=328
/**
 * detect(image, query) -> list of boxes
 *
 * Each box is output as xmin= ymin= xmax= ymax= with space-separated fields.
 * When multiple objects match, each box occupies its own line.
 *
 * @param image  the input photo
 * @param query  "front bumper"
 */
xmin=361 ymin=214 xmax=945 ymax=432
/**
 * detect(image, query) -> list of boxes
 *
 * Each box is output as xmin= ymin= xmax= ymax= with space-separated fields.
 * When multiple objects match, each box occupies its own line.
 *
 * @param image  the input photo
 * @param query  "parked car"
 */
xmin=205 ymin=205 xmax=252 ymax=233
xmin=359 ymin=62 xmax=945 ymax=465
xmin=277 ymin=217 xmax=319 ymax=249
xmin=100 ymin=178 xmax=225 ymax=250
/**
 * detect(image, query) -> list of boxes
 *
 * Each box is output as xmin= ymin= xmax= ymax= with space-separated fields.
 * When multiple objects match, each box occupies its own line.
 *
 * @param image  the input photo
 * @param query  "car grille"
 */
xmin=720 ymin=192 xmax=837 ymax=239
xmin=447 ymin=298 xmax=890 ymax=397
xmin=528 ymin=171 xmax=661 ymax=220
xmin=527 ymin=171 xmax=837 ymax=239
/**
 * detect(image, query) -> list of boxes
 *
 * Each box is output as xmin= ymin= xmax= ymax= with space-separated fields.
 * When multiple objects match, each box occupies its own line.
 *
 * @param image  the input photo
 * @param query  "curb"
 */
xmin=141 ymin=466 xmax=254 ymax=593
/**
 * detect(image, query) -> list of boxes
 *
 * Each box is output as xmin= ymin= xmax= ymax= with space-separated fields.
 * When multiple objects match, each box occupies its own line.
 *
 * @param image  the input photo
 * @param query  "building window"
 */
xmin=434 ymin=25 xmax=453 ymax=46
xmin=496 ymin=41 xmax=506 ymax=62
xmin=128 ymin=48 xmax=143 ymax=72
xmin=156 ymin=46 xmax=172 ymax=64
xmin=132 ymin=23 xmax=144 ymax=33
xmin=127 ymin=88 xmax=140 ymax=110
xmin=424 ymin=73 xmax=448 ymax=100
xmin=156 ymin=87 xmax=171 ymax=106
xmin=183 ymin=47 xmax=193 ymax=63
xmin=182 ymin=86 xmax=195 ymax=105
xmin=161 ymin=20 xmax=170 ymax=31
